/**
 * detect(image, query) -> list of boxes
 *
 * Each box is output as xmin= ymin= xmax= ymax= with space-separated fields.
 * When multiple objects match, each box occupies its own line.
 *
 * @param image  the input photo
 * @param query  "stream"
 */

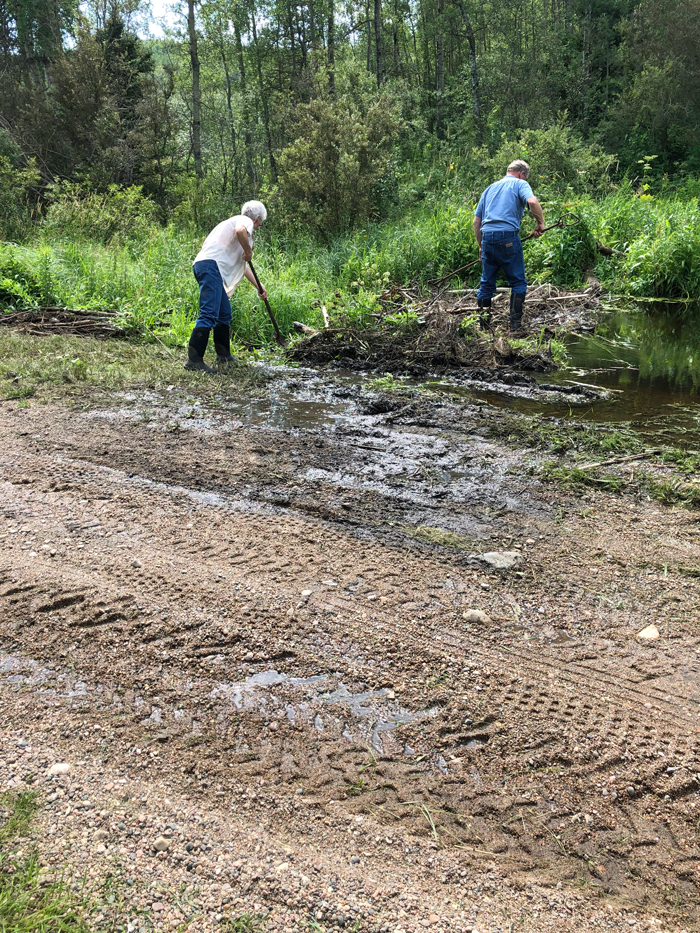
xmin=451 ymin=307 xmax=700 ymax=449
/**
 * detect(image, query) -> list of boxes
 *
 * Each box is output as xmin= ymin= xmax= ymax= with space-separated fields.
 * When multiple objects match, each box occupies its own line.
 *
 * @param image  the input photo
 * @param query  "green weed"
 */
xmin=0 ymin=332 xmax=270 ymax=402
xmin=0 ymin=790 xmax=90 ymax=931
xmin=225 ymin=911 xmax=269 ymax=933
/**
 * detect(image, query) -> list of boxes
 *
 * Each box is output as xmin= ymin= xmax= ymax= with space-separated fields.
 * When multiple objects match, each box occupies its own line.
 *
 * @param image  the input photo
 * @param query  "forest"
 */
xmin=2 ymin=0 xmax=700 ymax=342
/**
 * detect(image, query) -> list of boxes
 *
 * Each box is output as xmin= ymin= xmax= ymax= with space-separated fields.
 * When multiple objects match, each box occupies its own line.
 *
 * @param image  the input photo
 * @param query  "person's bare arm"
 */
xmin=473 ymin=215 xmax=483 ymax=257
xmin=235 ymin=222 xmax=253 ymax=261
xmin=244 ymin=265 xmax=267 ymax=299
xmin=527 ymin=197 xmax=545 ymax=236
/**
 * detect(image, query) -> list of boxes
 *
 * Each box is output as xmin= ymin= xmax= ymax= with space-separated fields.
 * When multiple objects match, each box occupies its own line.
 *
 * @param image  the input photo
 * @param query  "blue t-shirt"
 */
xmin=475 ymin=175 xmax=534 ymax=232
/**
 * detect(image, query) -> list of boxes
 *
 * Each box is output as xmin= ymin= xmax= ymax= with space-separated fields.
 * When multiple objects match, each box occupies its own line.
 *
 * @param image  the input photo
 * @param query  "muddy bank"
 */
xmin=289 ymin=284 xmax=601 ymax=376
xmin=1 ymin=364 xmax=699 ymax=932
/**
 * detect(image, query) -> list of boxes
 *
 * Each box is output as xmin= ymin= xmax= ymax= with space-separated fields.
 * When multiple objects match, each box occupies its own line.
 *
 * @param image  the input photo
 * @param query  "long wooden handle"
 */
xmin=248 ymin=261 xmax=284 ymax=345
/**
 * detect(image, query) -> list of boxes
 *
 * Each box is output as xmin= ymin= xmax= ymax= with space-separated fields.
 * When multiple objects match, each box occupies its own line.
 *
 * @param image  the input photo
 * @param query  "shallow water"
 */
xmin=476 ymin=308 xmax=700 ymax=448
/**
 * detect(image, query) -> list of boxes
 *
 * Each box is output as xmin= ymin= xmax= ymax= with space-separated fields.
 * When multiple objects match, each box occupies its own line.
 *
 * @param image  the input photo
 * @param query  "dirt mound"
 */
xmin=289 ymin=283 xmax=601 ymax=375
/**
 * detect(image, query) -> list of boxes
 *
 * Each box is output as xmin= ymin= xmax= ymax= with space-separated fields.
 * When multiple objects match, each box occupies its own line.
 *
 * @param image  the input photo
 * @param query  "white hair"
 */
xmin=241 ymin=200 xmax=267 ymax=223
xmin=507 ymin=159 xmax=530 ymax=178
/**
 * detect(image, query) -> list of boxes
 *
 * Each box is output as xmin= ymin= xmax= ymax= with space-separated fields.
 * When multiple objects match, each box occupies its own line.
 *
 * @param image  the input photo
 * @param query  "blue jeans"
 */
xmin=477 ymin=229 xmax=527 ymax=300
xmin=193 ymin=260 xmax=232 ymax=330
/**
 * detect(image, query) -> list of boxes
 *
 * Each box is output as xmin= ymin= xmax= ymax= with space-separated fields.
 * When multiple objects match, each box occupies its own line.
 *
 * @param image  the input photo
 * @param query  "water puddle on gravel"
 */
xmin=2 ymin=655 xmax=436 ymax=760
xmin=211 ymin=669 xmax=434 ymax=755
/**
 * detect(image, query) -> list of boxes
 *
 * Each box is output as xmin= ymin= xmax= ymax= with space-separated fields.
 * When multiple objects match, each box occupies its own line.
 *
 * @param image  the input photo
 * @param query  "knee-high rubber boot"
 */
xmin=213 ymin=324 xmax=235 ymax=364
xmin=184 ymin=326 xmax=216 ymax=373
xmin=509 ymin=292 xmax=525 ymax=333
xmin=477 ymin=297 xmax=492 ymax=330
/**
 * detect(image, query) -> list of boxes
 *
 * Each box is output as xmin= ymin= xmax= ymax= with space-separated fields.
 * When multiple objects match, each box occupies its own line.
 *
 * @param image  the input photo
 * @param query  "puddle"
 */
xmin=210 ymin=669 xmax=434 ymax=755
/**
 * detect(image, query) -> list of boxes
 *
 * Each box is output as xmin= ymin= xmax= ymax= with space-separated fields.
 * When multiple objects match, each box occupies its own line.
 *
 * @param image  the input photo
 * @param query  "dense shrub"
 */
xmin=277 ymin=71 xmax=402 ymax=236
xmin=0 ymin=154 xmax=40 ymax=241
xmin=42 ymin=182 xmax=159 ymax=245
xmin=475 ymin=120 xmax=617 ymax=196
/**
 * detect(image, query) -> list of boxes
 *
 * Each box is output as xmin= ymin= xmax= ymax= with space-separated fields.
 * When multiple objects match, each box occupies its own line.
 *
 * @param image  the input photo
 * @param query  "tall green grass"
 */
xmin=2 ymin=186 xmax=700 ymax=348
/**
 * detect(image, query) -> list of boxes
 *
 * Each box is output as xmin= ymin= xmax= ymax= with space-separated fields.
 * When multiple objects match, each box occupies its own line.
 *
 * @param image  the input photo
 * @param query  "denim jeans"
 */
xmin=193 ymin=260 xmax=232 ymax=330
xmin=477 ymin=229 xmax=527 ymax=300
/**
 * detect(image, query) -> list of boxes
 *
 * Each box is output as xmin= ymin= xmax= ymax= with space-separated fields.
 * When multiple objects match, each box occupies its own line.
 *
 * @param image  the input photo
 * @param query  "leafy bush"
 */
xmin=0 ymin=155 xmax=40 ymax=241
xmin=0 ymin=245 xmax=46 ymax=309
xmin=621 ymin=198 xmax=700 ymax=297
xmin=42 ymin=182 xmax=160 ymax=245
xmin=277 ymin=71 xmax=402 ymax=235
xmin=526 ymin=214 xmax=598 ymax=286
xmin=476 ymin=119 xmax=617 ymax=196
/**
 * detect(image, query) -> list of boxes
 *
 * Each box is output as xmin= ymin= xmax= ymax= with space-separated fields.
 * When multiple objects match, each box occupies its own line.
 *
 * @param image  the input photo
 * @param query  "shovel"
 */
xmin=248 ymin=261 xmax=287 ymax=347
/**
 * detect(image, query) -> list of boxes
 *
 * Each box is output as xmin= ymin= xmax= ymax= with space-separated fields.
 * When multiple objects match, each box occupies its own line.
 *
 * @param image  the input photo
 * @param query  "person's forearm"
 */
xmin=244 ymin=266 xmax=257 ymax=289
xmin=528 ymin=198 xmax=544 ymax=228
xmin=473 ymin=217 xmax=482 ymax=247
xmin=236 ymin=225 xmax=253 ymax=260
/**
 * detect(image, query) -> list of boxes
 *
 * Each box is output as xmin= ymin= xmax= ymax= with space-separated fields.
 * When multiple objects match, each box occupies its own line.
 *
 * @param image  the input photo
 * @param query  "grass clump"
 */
xmin=403 ymin=525 xmax=482 ymax=551
xmin=0 ymin=790 xmax=89 ymax=932
xmin=490 ymin=412 xmax=642 ymax=457
xmin=537 ymin=460 xmax=700 ymax=509
xmin=0 ymin=332 xmax=270 ymax=402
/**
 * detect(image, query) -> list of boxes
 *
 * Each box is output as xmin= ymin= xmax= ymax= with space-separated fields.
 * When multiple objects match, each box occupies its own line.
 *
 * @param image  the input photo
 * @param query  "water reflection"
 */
xmin=468 ymin=307 xmax=700 ymax=448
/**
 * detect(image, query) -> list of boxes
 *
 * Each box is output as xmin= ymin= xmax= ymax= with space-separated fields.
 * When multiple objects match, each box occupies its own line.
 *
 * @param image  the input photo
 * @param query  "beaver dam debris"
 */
xmin=290 ymin=283 xmax=602 ymax=375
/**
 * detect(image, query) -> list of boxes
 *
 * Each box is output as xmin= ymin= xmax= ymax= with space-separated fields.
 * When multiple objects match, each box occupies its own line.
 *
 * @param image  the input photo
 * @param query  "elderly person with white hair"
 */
xmin=473 ymin=160 xmax=544 ymax=333
xmin=185 ymin=200 xmax=268 ymax=373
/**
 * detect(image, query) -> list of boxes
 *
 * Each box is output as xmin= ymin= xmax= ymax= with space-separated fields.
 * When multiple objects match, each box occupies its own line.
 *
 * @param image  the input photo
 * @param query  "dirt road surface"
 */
xmin=1 ymin=370 xmax=699 ymax=933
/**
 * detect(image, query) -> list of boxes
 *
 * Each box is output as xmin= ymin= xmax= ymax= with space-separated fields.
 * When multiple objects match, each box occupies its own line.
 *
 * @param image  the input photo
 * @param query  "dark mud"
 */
xmin=289 ymin=284 xmax=601 ymax=376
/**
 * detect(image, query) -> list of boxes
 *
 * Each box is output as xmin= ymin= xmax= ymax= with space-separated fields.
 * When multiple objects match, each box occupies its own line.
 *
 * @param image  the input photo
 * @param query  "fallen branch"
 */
xmin=577 ymin=449 xmax=662 ymax=471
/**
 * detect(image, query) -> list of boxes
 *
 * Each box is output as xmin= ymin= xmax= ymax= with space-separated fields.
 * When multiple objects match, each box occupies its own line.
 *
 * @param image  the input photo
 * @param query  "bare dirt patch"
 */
xmin=1 ymin=369 xmax=699 ymax=933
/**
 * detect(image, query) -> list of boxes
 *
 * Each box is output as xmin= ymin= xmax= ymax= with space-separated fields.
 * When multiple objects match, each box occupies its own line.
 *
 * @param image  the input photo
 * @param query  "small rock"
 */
xmin=626 ymin=786 xmax=636 ymax=798
xmin=153 ymin=836 xmax=170 ymax=852
xmin=132 ymin=559 xmax=142 ymax=568
xmin=350 ymin=856 xmax=360 ymax=864
xmin=637 ymin=624 xmax=660 ymax=641
xmin=463 ymin=609 xmax=491 ymax=624
xmin=48 ymin=763 xmax=70 ymax=776
xmin=301 ymin=589 xmax=313 ymax=597
xmin=479 ymin=550 xmax=522 ymax=571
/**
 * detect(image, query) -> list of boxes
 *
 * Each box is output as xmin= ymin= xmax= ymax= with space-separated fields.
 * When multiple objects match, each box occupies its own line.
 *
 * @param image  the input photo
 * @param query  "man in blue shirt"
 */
xmin=473 ymin=160 xmax=545 ymax=332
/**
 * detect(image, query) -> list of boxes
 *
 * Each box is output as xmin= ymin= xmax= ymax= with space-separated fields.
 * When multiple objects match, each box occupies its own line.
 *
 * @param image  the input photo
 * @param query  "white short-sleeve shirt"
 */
xmin=194 ymin=215 xmax=254 ymax=296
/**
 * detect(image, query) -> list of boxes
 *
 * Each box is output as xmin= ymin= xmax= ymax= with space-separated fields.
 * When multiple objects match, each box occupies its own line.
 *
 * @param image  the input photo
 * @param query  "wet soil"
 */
xmin=289 ymin=285 xmax=600 ymax=376
xmin=1 ymin=368 xmax=699 ymax=932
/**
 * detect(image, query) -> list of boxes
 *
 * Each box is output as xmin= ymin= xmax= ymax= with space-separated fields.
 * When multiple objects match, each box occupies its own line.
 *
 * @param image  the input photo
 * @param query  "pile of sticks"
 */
xmin=0 ymin=307 xmax=128 ymax=337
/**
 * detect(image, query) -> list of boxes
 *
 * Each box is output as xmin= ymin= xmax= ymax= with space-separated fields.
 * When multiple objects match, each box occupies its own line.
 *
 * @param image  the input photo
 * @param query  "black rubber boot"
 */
xmin=509 ymin=292 xmax=525 ymax=333
xmin=477 ymin=297 xmax=492 ymax=330
xmin=184 ymin=327 xmax=216 ymax=373
xmin=213 ymin=324 xmax=235 ymax=364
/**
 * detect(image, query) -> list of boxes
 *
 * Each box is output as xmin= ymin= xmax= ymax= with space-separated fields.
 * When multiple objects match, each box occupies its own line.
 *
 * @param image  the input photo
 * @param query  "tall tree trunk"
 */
xmin=251 ymin=10 xmax=277 ymax=181
xmin=366 ymin=0 xmax=372 ymax=73
xmin=435 ymin=0 xmax=444 ymax=138
xmin=327 ymin=0 xmax=335 ymax=93
xmin=308 ymin=0 xmax=317 ymax=48
xmin=456 ymin=0 xmax=483 ymax=146
xmin=234 ymin=18 xmax=254 ymax=187
xmin=187 ymin=0 xmax=203 ymax=178
xmin=392 ymin=0 xmax=400 ymax=75
xmin=373 ymin=0 xmax=383 ymax=85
